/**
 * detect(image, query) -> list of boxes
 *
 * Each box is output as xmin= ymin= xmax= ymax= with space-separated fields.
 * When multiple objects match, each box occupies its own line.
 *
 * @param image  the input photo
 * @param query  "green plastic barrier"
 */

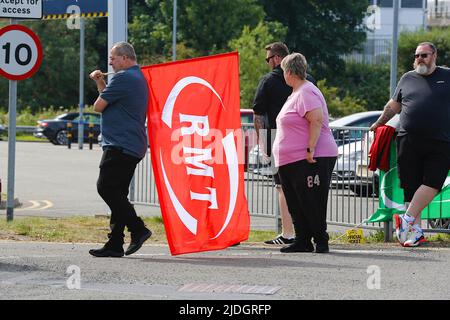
xmin=367 ymin=140 xmax=450 ymax=223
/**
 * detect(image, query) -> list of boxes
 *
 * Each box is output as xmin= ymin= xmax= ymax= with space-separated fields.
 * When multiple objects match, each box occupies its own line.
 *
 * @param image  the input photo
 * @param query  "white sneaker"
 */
xmin=393 ymin=214 xmax=411 ymax=245
xmin=403 ymin=226 xmax=427 ymax=247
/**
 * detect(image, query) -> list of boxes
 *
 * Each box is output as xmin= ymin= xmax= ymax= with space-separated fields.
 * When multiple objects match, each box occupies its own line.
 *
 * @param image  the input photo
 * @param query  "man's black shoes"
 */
xmin=125 ymin=228 xmax=152 ymax=256
xmin=89 ymin=245 xmax=124 ymax=258
xmin=90 ymin=228 xmax=152 ymax=257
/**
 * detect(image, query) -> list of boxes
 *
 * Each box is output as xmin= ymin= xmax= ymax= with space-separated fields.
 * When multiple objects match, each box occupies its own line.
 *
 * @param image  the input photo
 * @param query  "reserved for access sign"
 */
xmin=0 ymin=0 xmax=43 ymax=19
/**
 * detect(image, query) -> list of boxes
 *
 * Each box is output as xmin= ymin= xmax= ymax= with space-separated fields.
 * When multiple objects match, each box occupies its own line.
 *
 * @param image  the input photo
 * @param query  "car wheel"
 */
xmin=429 ymin=219 xmax=450 ymax=230
xmin=55 ymin=130 xmax=68 ymax=145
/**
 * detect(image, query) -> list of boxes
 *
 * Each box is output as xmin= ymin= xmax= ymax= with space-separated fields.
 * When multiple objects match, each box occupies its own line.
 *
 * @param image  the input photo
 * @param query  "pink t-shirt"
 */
xmin=272 ymin=81 xmax=338 ymax=167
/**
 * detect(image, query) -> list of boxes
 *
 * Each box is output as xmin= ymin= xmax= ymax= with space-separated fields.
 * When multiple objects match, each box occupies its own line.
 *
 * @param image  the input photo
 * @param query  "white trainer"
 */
xmin=403 ymin=226 xmax=427 ymax=247
xmin=394 ymin=214 xmax=411 ymax=245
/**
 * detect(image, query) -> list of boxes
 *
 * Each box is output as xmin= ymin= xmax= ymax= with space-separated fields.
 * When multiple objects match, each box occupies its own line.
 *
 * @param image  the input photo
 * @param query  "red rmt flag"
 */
xmin=142 ymin=52 xmax=250 ymax=255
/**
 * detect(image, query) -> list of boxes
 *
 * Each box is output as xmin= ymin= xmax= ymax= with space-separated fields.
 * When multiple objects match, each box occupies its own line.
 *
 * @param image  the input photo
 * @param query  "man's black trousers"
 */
xmin=97 ymin=148 xmax=145 ymax=246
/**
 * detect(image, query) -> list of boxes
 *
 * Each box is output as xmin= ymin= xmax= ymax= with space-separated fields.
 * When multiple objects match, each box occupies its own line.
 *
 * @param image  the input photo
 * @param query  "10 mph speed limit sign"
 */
xmin=0 ymin=24 xmax=43 ymax=80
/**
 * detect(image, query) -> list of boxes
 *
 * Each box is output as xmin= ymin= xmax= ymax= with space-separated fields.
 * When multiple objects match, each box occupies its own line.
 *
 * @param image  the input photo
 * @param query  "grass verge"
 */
xmin=16 ymin=133 xmax=46 ymax=142
xmin=0 ymin=216 xmax=278 ymax=244
xmin=0 ymin=133 xmax=46 ymax=142
xmin=0 ymin=216 xmax=449 ymax=245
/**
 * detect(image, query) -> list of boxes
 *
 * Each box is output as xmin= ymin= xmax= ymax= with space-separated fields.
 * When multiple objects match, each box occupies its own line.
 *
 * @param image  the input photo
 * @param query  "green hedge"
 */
xmin=0 ymin=106 xmax=87 ymax=126
xmin=317 ymin=79 xmax=366 ymax=118
xmin=324 ymin=62 xmax=390 ymax=112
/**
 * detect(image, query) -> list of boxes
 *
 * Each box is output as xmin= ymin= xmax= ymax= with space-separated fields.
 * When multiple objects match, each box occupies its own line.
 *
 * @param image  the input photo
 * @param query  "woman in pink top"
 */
xmin=272 ymin=53 xmax=338 ymax=253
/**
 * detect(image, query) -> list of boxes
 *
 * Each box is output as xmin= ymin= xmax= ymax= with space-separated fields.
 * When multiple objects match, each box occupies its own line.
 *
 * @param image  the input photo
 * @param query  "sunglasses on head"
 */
xmin=265 ymin=55 xmax=276 ymax=63
xmin=414 ymin=52 xmax=433 ymax=59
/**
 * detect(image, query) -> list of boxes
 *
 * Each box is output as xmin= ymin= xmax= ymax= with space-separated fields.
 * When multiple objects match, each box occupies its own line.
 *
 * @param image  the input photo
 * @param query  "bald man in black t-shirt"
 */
xmin=370 ymin=42 xmax=450 ymax=247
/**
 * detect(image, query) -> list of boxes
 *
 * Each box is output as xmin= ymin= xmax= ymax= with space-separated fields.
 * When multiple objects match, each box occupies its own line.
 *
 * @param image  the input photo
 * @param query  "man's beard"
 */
xmin=413 ymin=60 xmax=433 ymax=75
xmin=415 ymin=63 xmax=429 ymax=75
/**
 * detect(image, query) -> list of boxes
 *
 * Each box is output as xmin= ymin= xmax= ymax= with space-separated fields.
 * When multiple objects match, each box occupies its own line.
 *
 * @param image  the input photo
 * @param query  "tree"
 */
xmin=326 ymin=62 xmax=390 ymax=111
xmin=229 ymin=21 xmax=287 ymax=108
xmin=259 ymin=0 xmax=368 ymax=76
xmin=178 ymin=0 xmax=265 ymax=55
xmin=397 ymin=27 xmax=450 ymax=75
xmin=128 ymin=0 xmax=172 ymax=64
xmin=317 ymin=80 xmax=366 ymax=118
xmin=144 ymin=0 xmax=265 ymax=57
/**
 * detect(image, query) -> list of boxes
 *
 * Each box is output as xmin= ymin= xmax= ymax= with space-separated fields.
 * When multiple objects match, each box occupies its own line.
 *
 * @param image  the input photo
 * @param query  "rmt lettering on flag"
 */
xmin=142 ymin=52 xmax=249 ymax=255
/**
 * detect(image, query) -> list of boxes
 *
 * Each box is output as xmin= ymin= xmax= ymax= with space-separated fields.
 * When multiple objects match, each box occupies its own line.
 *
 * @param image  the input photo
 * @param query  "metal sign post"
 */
xmin=6 ymin=20 xmax=17 ymax=221
xmin=0 ymin=23 xmax=43 ymax=221
xmin=173 ymin=0 xmax=177 ymax=61
xmin=108 ymin=0 xmax=127 ymax=76
xmin=390 ymin=0 xmax=400 ymax=98
xmin=384 ymin=0 xmax=400 ymax=242
xmin=78 ymin=17 xmax=85 ymax=149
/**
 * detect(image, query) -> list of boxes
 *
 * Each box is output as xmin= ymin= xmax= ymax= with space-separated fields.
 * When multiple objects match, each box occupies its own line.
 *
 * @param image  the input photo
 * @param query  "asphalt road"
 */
xmin=1 ymin=142 xmax=450 ymax=303
xmin=0 ymin=141 xmax=109 ymax=217
xmin=1 ymin=241 xmax=449 ymax=300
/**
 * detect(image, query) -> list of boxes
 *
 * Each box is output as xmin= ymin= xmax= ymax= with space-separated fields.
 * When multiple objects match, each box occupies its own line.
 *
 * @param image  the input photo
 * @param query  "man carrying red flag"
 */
xmin=88 ymin=42 xmax=152 ymax=258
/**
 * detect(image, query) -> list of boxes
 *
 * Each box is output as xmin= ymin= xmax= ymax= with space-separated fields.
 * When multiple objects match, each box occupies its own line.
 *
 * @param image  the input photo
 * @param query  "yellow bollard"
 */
xmin=66 ymin=122 xmax=73 ymax=149
xmin=88 ymin=123 xmax=94 ymax=150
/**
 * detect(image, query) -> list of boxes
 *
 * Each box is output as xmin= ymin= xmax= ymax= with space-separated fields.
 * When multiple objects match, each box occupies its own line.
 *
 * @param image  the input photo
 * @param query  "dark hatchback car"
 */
xmin=34 ymin=112 xmax=101 ymax=145
xmin=0 ymin=124 xmax=6 ymax=140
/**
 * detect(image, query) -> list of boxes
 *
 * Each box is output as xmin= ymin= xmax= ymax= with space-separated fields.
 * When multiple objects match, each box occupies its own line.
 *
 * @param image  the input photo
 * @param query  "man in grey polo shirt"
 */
xmin=88 ymin=42 xmax=151 ymax=257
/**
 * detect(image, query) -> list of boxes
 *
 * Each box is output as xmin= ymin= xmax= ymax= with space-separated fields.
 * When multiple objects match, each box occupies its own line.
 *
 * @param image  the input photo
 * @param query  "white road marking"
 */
xmin=128 ymin=253 xmax=167 ymax=257
xmin=0 ymin=255 xmax=63 ymax=259
xmin=15 ymin=200 xmax=53 ymax=211
xmin=40 ymin=200 xmax=53 ymax=210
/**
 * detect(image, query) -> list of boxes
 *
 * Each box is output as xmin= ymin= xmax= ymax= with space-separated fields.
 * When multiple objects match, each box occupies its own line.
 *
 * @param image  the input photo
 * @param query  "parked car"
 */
xmin=331 ymin=140 xmax=363 ymax=189
xmin=352 ymin=115 xmax=401 ymax=197
xmin=351 ymin=130 xmax=378 ymax=196
xmin=235 ymin=108 xmax=256 ymax=172
xmin=329 ymin=111 xmax=382 ymax=146
xmin=329 ymin=111 xmax=383 ymax=193
xmin=248 ymin=111 xmax=382 ymax=176
xmin=240 ymin=108 xmax=254 ymax=124
xmin=248 ymin=111 xmax=383 ymax=176
xmin=247 ymin=144 xmax=272 ymax=175
xmin=0 ymin=124 xmax=6 ymax=140
xmin=34 ymin=112 xmax=101 ymax=145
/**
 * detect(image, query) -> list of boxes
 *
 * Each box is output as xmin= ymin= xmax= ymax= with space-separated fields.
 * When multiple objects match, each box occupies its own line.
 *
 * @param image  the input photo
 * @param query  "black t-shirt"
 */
xmin=393 ymin=66 xmax=450 ymax=142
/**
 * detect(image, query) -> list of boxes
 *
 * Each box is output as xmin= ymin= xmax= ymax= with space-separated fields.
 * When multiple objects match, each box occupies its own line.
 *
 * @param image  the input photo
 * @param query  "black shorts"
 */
xmin=396 ymin=134 xmax=450 ymax=201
